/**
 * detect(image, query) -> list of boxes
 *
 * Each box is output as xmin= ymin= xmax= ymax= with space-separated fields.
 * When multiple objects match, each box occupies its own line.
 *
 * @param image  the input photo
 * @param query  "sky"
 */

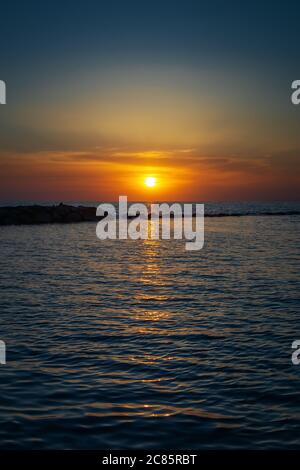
xmin=0 ymin=0 xmax=299 ymax=201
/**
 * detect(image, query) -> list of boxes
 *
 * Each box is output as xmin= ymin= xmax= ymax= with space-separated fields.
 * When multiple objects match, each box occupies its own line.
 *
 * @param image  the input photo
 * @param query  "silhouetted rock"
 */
xmin=0 ymin=204 xmax=98 ymax=225
xmin=0 ymin=204 xmax=299 ymax=226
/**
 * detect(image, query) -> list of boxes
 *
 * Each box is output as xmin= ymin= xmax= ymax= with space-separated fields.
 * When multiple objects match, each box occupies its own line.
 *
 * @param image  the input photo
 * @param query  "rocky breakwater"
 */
xmin=0 ymin=204 xmax=99 ymax=225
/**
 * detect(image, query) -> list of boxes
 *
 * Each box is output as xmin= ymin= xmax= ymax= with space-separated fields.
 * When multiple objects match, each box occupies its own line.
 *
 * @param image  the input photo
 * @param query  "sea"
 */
xmin=0 ymin=202 xmax=299 ymax=449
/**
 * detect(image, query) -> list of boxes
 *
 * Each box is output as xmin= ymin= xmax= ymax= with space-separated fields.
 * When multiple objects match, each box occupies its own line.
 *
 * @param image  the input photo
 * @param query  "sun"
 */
xmin=144 ymin=176 xmax=157 ymax=187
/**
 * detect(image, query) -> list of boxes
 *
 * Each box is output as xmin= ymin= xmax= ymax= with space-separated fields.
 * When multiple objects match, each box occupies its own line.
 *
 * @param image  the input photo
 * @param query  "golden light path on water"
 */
xmin=1 ymin=213 xmax=299 ymax=444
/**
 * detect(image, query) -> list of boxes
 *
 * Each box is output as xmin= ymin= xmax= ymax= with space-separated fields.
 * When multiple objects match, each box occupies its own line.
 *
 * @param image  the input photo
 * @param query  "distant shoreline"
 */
xmin=0 ymin=203 xmax=299 ymax=226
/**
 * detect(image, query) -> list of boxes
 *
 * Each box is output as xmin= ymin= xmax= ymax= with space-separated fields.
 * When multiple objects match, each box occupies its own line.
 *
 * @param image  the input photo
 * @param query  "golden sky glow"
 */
xmin=0 ymin=65 xmax=300 ymax=201
xmin=1 ymin=3 xmax=300 ymax=203
xmin=0 ymin=145 xmax=299 ymax=201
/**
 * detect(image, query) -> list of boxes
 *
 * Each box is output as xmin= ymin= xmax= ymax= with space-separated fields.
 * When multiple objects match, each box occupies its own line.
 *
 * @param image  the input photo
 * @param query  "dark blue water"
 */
xmin=0 ymin=203 xmax=300 ymax=449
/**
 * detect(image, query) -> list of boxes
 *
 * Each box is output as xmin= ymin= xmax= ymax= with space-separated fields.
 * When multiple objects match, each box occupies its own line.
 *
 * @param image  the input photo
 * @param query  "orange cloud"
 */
xmin=0 ymin=146 xmax=299 ymax=201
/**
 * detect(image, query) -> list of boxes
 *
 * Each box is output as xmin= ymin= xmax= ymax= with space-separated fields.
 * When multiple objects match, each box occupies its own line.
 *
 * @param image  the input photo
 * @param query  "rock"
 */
xmin=0 ymin=204 xmax=98 ymax=225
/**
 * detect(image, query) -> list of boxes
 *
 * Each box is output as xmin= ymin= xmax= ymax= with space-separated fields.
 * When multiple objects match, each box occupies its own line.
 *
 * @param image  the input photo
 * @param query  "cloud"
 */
xmin=0 ymin=145 xmax=299 ymax=201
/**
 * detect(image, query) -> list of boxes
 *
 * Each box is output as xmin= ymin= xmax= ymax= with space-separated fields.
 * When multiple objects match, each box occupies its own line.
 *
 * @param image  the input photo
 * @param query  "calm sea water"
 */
xmin=0 ymin=203 xmax=300 ymax=449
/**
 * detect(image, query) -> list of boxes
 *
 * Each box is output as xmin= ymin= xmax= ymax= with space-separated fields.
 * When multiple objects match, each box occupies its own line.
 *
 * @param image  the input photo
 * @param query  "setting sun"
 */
xmin=144 ymin=176 xmax=157 ymax=187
